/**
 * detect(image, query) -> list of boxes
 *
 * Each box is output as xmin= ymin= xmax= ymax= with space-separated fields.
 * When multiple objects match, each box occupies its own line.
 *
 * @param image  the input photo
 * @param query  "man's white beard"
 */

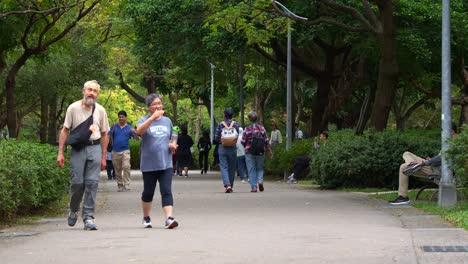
xmin=84 ymin=97 xmax=96 ymax=106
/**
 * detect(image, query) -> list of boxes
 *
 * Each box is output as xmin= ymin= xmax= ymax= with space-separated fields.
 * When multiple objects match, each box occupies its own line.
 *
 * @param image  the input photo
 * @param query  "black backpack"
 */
xmin=249 ymin=125 xmax=265 ymax=155
xmin=66 ymin=104 xmax=95 ymax=151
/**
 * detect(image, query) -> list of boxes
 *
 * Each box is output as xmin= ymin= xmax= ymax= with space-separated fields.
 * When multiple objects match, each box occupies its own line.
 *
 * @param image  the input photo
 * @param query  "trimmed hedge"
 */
xmin=447 ymin=124 xmax=468 ymax=188
xmin=310 ymin=130 xmax=440 ymax=189
xmin=0 ymin=140 xmax=69 ymax=221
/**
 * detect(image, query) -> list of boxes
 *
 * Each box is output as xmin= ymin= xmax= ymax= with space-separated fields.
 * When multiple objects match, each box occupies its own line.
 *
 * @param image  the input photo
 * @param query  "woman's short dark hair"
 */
xmin=145 ymin=93 xmax=162 ymax=107
xmin=247 ymin=111 xmax=258 ymax=122
xmin=180 ymin=125 xmax=188 ymax=135
xmin=320 ymin=131 xmax=329 ymax=139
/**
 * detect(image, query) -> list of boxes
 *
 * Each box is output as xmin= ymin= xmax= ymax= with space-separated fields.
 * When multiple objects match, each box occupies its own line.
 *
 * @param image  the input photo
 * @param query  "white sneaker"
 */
xmin=142 ymin=217 xmax=152 ymax=228
xmin=241 ymin=180 xmax=246 ymax=183
xmin=83 ymin=219 xmax=97 ymax=230
xmin=165 ymin=217 xmax=179 ymax=229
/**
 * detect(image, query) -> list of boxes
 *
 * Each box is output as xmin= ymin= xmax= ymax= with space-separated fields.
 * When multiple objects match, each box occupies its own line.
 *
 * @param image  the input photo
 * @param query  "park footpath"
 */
xmin=0 ymin=170 xmax=467 ymax=264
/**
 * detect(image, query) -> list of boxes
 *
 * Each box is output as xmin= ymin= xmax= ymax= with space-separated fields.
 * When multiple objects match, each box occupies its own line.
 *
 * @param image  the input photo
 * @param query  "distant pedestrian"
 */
xmin=294 ymin=123 xmax=303 ymax=141
xmin=136 ymin=93 xmax=178 ymax=229
xmin=269 ymin=123 xmax=282 ymax=146
xmin=236 ymin=127 xmax=247 ymax=183
xmin=106 ymin=151 xmax=115 ymax=180
xmin=198 ymin=130 xmax=212 ymax=174
xmin=215 ymin=108 xmax=239 ymax=193
xmin=242 ymin=111 xmax=272 ymax=192
xmin=109 ymin=110 xmax=138 ymax=192
xmin=176 ymin=125 xmax=194 ymax=177
xmin=56 ymin=80 xmax=109 ymax=231
xmin=288 ymin=131 xmax=328 ymax=184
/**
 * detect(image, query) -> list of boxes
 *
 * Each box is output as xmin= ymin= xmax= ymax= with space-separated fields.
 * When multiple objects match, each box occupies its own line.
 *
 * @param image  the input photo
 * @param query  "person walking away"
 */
xmin=269 ymin=123 xmax=282 ymax=146
xmin=242 ymin=111 xmax=273 ymax=192
xmin=236 ymin=127 xmax=247 ymax=183
xmin=198 ymin=130 xmax=212 ymax=174
xmin=106 ymin=150 xmax=115 ymax=180
xmin=176 ymin=125 xmax=194 ymax=177
xmin=136 ymin=93 xmax=178 ymax=229
xmin=215 ymin=108 xmax=239 ymax=193
xmin=110 ymin=110 xmax=139 ymax=192
xmin=57 ymin=80 xmax=109 ymax=231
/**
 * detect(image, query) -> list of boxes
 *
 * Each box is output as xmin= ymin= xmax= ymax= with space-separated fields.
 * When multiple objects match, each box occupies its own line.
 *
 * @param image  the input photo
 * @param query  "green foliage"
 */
xmin=310 ymin=130 xmax=440 ymax=189
xmin=0 ymin=140 xmax=69 ymax=221
xmin=446 ymin=125 xmax=468 ymax=188
xmin=129 ymin=139 xmax=141 ymax=170
xmin=265 ymin=139 xmax=315 ymax=175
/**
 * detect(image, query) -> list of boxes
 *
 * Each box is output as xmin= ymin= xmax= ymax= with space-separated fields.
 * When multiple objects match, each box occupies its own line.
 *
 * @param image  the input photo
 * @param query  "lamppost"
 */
xmin=439 ymin=0 xmax=456 ymax=206
xmin=209 ymin=62 xmax=215 ymax=144
xmin=271 ymin=1 xmax=308 ymax=151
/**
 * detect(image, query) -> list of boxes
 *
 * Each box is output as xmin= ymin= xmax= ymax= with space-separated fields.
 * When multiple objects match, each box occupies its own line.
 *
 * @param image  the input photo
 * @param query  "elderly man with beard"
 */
xmin=57 ymin=80 xmax=109 ymax=231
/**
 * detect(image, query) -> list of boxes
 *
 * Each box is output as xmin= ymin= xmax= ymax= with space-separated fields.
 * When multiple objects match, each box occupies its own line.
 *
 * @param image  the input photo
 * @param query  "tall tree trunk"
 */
xmin=369 ymin=1 xmax=399 ymax=131
xmin=169 ymin=91 xmax=179 ymax=125
xmin=48 ymin=94 xmax=58 ymax=145
xmin=196 ymin=97 xmax=202 ymax=143
xmin=356 ymin=84 xmax=377 ymax=135
xmin=40 ymin=96 xmax=48 ymax=144
xmin=310 ymin=77 xmax=332 ymax=136
xmin=6 ymin=53 xmax=30 ymax=138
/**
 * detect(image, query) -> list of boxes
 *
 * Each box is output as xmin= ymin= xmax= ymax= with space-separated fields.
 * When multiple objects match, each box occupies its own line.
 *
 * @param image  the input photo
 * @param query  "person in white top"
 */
xmin=269 ymin=123 xmax=282 ymax=146
xmin=236 ymin=127 xmax=247 ymax=183
xmin=294 ymin=123 xmax=303 ymax=140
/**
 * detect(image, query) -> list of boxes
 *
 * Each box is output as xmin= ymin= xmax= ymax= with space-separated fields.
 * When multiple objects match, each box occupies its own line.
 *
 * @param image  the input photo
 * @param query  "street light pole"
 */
xmin=439 ymin=0 xmax=456 ymax=206
xmin=272 ymin=1 xmax=308 ymax=152
xmin=286 ymin=19 xmax=292 ymax=150
xmin=210 ymin=62 xmax=215 ymax=145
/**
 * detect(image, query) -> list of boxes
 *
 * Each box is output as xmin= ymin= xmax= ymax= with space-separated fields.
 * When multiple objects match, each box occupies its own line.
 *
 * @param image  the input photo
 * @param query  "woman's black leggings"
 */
xmin=199 ymin=151 xmax=209 ymax=172
xmin=141 ymin=168 xmax=173 ymax=206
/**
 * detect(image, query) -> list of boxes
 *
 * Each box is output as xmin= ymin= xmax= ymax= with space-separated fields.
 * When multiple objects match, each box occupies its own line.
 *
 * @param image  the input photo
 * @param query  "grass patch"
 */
xmin=0 ymin=195 xmax=68 ymax=229
xmin=344 ymin=187 xmax=393 ymax=193
xmin=412 ymin=202 xmax=468 ymax=230
xmin=371 ymin=190 xmax=468 ymax=230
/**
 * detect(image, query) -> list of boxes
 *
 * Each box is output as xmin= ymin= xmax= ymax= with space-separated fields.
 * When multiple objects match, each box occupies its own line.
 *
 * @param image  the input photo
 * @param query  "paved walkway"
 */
xmin=0 ymin=170 xmax=467 ymax=264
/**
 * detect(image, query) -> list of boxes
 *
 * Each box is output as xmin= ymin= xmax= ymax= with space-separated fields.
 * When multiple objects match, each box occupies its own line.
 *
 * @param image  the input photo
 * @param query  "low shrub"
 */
xmin=129 ymin=139 xmax=141 ymax=169
xmin=265 ymin=139 xmax=315 ymax=177
xmin=0 ymin=140 xmax=69 ymax=221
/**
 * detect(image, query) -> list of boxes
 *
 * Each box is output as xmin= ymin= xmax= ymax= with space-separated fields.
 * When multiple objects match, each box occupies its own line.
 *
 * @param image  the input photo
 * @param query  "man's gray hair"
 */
xmin=247 ymin=111 xmax=258 ymax=122
xmin=83 ymin=80 xmax=100 ymax=90
xmin=145 ymin=93 xmax=162 ymax=107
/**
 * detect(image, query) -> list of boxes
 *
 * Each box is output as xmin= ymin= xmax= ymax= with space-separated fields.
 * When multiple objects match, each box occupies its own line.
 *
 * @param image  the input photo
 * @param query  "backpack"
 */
xmin=220 ymin=121 xmax=238 ymax=147
xmin=66 ymin=104 xmax=95 ymax=151
xmin=249 ymin=125 xmax=265 ymax=155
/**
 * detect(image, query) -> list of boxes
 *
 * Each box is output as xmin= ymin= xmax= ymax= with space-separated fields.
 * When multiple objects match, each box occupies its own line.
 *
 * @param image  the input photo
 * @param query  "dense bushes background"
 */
xmin=311 ymin=130 xmax=440 ymax=189
xmin=447 ymin=125 xmax=468 ymax=188
xmin=266 ymin=130 xmax=443 ymax=189
xmin=0 ymin=140 xmax=69 ymax=221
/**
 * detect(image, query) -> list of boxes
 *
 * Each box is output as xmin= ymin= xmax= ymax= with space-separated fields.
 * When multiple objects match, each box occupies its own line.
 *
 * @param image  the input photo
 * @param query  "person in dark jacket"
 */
xmin=198 ymin=130 xmax=212 ymax=174
xmin=176 ymin=125 xmax=194 ymax=177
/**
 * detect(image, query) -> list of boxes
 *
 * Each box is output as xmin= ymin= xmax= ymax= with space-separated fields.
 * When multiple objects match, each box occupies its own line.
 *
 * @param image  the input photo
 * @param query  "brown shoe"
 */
xmin=258 ymin=183 xmax=264 ymax=192
xmin=251 ymin=187 xmax=258 ymax=192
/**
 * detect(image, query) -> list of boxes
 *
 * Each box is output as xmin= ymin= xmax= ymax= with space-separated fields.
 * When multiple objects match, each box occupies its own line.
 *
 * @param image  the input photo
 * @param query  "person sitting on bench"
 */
xmin=288 ymin=131 xmax=328 ymax=184
xmin=389 ymin=125 xmax=457 ymax=205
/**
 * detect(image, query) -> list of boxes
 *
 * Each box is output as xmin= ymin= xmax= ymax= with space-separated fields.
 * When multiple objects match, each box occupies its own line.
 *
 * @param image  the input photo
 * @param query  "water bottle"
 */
xmin=171 ymin=126 xmax=179 ymax=145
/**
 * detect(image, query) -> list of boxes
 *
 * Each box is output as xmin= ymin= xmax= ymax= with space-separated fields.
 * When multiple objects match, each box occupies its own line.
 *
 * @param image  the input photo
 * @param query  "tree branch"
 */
xmin=115 ymin=69 xmax=145 ymax=103
xmin=0 ymin=0 xmax=88 ymax=19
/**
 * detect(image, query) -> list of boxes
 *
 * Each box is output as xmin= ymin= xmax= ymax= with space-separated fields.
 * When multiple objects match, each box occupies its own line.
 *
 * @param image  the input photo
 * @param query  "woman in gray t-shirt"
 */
xmin=136 ymin=93 xmax=178 ymax=229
